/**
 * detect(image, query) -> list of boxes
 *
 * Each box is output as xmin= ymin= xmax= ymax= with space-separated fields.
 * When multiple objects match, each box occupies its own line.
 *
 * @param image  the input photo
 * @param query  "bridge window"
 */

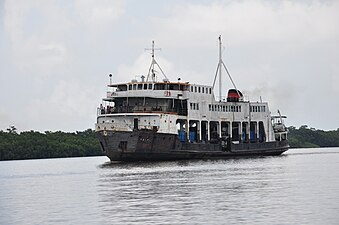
xmin=168 ymin=84 xmax=180 ymax=90
xmin=154 ymin=84 xmax=166 ymax=90
xmin=148 ymin=84 xmax=153 ymax=90
xmin=117 ymin=85 xmax=127 ymax=91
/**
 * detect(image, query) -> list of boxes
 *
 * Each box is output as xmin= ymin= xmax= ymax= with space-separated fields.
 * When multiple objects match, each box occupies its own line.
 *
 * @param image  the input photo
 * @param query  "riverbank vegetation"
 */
xmin=0 ymin=128 xmax=102 ymax=161
xmin=288 ymin=125 xmax=339 ymax=148
xmin=0 ymin=125 xmax=339 ymax=160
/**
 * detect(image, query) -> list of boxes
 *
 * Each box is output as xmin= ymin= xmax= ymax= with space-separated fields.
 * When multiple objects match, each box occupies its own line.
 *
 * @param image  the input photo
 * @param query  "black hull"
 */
xmin=96 ymin=130 xmax=289 ymax=162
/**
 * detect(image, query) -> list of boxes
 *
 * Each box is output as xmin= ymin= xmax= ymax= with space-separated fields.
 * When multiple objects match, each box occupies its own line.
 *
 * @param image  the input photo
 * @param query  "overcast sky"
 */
xmin=0 ymin=0 xmax=338 ymax=132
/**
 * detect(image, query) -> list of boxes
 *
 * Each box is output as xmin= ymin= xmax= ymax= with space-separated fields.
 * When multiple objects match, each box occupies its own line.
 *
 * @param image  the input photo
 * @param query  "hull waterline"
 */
xmin=97 ymin=130 xmax=289 ymax=162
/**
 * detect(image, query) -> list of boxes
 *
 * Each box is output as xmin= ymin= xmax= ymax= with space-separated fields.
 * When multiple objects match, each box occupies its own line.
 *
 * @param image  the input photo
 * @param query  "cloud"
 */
xmin=3 ymin=0 xmax=126 ymax=77
xmin=154 ymin=0 xmax=339 ymax=47
xmin=25 ymin=79 xmax=100 ymax=131
xmin=116 ymin=51 xmax=179 ymax=83
xmin=74 ymin=0 xmax=125 ymax=29
xmin=4 ymin=1 xmax=70 ymax=77
xmin=331 ymin=64 xmax=339 ymax=94
xmin=0 ymin=109 xmax=11 ymax=129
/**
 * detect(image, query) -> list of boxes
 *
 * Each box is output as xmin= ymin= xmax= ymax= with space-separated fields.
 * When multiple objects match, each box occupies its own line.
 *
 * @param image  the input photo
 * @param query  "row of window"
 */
xmin=124 ymin=83 xmax=188 ymax=91
xmin=117 ymin=83 xmax=212 ymax=93
xmin=190 ymin=103 xmax=200 ymax=110
xmin=128 ymin=83 xmax=153 ymax=91
xmin=209 ymin=104 xmax=242 ymax=112
xmin=190 ymin=86 xmax=212 ymax=94
xmin=207 ymin=104 xmax=266 ymax=113
xmin=250 ymin=106 xmax=266 ymax=112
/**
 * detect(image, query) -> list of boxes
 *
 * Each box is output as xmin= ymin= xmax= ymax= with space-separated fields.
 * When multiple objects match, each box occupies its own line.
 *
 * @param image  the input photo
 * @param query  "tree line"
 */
xmin=0 ymin=128 xmax=102 ymax=161
xmin=0 ymin=125 xmax=339 ymax=161
xmin=288 ymin=125 xmax=339 ymax=148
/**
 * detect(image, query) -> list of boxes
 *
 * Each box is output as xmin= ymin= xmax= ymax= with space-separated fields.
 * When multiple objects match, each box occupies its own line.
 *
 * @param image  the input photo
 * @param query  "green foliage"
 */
xmin=288 ymin=125 xmax=339 ymax=148
xmin=0 ymin=129 xmax=102 ymax=161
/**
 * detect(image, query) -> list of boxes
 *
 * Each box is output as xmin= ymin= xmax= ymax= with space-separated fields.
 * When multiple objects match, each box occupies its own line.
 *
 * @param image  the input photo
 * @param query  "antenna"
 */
xmin=212 ymin=35 xmax=240 ymax=101
xmin=109 ymin=73 xmax=112 ymax=85
xmin=145 ymin=40 xmax=169 ymax=82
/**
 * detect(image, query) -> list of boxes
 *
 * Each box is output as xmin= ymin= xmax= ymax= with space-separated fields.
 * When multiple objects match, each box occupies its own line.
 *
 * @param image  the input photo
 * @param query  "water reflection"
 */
xmin=96 ymin=156 xmax=289 ymax=224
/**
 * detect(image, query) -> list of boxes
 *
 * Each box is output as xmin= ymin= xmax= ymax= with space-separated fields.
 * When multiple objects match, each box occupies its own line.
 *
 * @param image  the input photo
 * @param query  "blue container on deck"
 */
xmin=250 ymin=131 xmax=256 ymax=141
xmin=178 ymin=131 xmax=186 ymax=143
xmin=189 ymin=132 xmax=196 ymax=143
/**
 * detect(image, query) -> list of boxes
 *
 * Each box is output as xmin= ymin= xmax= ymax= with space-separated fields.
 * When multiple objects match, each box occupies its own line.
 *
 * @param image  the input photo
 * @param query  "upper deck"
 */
xmin=104 ymin=80 xmax=214 ymax=101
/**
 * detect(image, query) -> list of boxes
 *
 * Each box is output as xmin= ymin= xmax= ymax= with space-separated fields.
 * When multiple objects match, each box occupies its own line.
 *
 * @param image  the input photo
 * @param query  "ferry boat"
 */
xmin=95 ymin=37 xmax=289 ymax=161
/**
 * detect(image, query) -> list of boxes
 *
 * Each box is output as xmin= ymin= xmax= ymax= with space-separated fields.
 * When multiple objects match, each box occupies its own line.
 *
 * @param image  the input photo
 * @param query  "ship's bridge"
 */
xmin=105 ymin=81 xmax=190 ymax=100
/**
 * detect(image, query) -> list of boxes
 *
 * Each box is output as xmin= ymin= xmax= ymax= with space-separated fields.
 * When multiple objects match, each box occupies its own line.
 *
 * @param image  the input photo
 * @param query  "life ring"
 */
xmin=103 ymin=130 xmax=108 ymax=136
xmin=164 ymin=91 xmax=171 ymax=97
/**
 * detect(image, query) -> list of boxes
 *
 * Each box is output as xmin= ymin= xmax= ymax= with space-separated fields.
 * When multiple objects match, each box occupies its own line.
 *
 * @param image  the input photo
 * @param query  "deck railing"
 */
xmin=97 ymin=106 xmax=186 ymax=115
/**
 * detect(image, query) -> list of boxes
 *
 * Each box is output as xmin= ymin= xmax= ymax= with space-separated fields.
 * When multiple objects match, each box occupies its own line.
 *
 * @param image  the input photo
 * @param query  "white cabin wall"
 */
xmin=158 ymin=114 xmax=178 ymax=134
xmin=96 ymin=116 xmax=134 ymax=132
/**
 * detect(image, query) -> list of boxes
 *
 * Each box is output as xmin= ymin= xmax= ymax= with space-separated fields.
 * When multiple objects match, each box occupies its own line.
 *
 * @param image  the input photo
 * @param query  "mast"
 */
xmin=212 ymin=35 xmax=240 ymax=101
xmin=145 ymin=41 xmax=168 ymax=82
xmin=218 ymin=36 xmax=222 ymax=101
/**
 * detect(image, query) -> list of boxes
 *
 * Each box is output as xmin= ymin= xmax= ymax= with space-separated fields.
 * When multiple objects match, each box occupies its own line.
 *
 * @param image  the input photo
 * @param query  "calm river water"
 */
xmin=1 ymin=148 xmax=339 ymax=225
